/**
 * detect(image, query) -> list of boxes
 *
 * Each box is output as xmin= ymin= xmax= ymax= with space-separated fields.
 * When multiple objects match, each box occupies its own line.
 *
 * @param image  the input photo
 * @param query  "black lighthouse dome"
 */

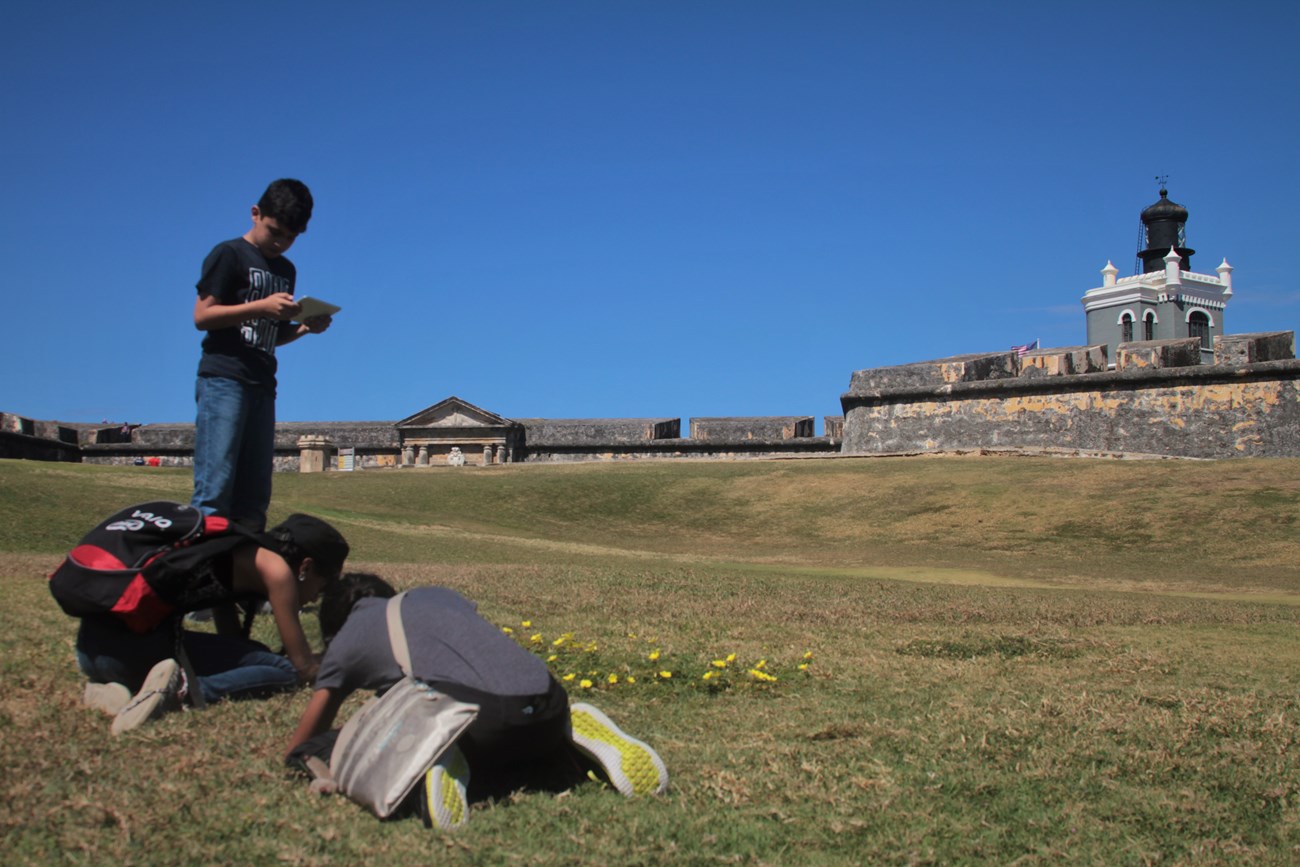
xmin=1138 ymin=187 xmax=1195 ymax=273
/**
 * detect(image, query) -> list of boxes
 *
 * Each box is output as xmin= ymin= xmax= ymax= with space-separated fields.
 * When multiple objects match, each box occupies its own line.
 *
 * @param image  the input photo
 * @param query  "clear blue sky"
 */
xmin=3 ymin=2 xmax=1297 ymax=432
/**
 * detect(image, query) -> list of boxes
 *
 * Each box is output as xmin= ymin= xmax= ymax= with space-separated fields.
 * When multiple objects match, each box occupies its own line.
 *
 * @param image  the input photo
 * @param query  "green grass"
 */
xmin=2 ymin=457 xmax=1299 ymax=864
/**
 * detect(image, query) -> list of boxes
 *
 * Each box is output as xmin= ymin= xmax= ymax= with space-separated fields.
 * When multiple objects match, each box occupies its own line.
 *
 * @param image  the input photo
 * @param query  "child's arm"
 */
xmin=231 ymin=546 xmax=320 ymax=682
xmin=193 ymin=292 xmax=301 ymax=330
xmin=286 ymin=687 xmax=346 ymax=761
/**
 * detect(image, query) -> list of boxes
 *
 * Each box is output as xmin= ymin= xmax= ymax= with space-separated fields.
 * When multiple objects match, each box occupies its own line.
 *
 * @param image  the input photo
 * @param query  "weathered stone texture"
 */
xmin=1214 ymin=332 xmax=1296 ymax=366
xmin=516 ymin=418 xmax=680 ymax=445
xmin=849 ymin=352 xmax=1020 ymax=393
xmin=841 ymin=359 xmax=1300 ymax=458
xmin=690 ymin=417 xmax=814 ymax=441
xmin=1116 ymin=338 xmax=1202 ymax=370
xmin=1020 ymin=345 xmax=1108 ymax=377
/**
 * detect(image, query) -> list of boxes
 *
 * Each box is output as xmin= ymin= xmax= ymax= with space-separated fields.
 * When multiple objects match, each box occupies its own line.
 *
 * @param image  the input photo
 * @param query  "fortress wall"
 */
xmin=841 ymin=347 xmax=1300 ymax=459
xmin=690 ymin=417 xmax=814 ymax=440
xmin=516 ymin=418 xmax=681 ymax=445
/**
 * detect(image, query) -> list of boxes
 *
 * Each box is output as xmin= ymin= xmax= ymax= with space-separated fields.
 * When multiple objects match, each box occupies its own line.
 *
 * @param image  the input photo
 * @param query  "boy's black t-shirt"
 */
xmin=195 ymin=238 xmax=298 ymax=392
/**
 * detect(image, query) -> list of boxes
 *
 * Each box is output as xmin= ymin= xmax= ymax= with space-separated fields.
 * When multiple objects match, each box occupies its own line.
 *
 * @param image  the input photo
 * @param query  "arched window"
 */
xmin=1120 ymin=313 xmax=1134 ymax=343
xmin=1143 ymin=312 xmax=1156 ymax=341
xmin=1189 ymin=311 xmax=1210 ymax=348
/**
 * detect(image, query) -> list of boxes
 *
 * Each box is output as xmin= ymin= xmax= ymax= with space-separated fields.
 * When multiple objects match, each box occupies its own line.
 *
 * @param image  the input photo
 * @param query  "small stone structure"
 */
xmin=297 ymin=435 xmax=333 ymax=473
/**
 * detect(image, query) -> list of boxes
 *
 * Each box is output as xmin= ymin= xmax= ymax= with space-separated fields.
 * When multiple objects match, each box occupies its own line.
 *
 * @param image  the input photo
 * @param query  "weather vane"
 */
xmin=1155 ymin=174 xmax=1168 ymax=192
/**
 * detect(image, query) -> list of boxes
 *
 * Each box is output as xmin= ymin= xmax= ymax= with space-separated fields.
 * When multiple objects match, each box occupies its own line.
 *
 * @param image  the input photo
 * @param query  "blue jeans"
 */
xmin=76 ymin=618 xmax=299 ymax=704
xmin=192 ymin=375 xmax=276 ymax=530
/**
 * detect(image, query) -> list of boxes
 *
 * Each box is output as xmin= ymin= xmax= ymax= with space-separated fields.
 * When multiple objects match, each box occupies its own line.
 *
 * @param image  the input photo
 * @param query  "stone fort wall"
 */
xmin=6 ymin=331 xmax=1298 ymax=469
xmin=840 ymin=332 xmax=1300 ymax=459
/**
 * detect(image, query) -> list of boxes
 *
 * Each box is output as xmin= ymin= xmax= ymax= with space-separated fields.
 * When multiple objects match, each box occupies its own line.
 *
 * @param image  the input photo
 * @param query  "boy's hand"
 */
xmin=302 ymin=314 xmax=333 ymax=334
xmin=260 ymin=292 xmax=302 ymax=321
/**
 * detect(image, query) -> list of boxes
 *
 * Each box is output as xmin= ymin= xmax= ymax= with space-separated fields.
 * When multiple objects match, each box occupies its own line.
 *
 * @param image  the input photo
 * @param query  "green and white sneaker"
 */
xmin=569 ymin=703 xmax=668 ymax=797
xmin=111 ymin=659 xmax=183 ymax=736
xmin=422 ymin=743 xmax=471 ymax=830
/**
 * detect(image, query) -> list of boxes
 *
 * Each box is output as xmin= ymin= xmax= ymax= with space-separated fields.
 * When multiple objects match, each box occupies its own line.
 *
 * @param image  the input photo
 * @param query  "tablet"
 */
xmin=295 ymin=296 xmax=341 ymax=321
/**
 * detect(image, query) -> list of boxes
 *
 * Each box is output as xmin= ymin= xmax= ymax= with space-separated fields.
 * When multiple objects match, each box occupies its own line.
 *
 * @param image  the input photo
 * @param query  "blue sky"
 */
xmin=3 ymin=2 xmax=1297 ymax=433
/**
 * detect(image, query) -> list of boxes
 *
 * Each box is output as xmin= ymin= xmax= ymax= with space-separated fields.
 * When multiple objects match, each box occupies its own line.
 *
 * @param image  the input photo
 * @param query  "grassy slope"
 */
xmin=1 ymin=458 xmax=1298 ymax=865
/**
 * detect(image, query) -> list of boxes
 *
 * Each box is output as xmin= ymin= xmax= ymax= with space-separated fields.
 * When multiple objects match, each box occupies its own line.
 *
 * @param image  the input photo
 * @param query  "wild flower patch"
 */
xmin=499 ymin=617 xmax=815 ymax=694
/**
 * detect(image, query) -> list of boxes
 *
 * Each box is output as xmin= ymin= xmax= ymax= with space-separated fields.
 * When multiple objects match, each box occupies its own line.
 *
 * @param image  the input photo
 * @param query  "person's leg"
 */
xmin=191 ymin=376 xmax=250 ymax=517
xmin=180 ymin=630 xmax=299 ymax=704
xmin=76 ymin=617 xmax=174 ymax=692
xmin=228 ymin=386 xmax=275 ymax=530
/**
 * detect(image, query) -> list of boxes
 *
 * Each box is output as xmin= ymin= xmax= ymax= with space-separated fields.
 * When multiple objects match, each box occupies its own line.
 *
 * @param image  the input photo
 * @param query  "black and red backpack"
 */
xmin=49 ymin=501 xmax=264 ymax=634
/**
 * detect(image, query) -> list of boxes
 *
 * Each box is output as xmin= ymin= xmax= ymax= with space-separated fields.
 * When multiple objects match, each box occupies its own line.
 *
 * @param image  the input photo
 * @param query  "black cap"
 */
xmin=271 ymin=514 xmax=350 ymax=575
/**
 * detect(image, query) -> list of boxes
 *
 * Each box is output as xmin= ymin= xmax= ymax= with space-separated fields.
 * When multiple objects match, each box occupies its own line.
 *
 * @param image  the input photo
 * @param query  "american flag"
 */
xmin=1011 ymin=339 xmax=1039 ymax=357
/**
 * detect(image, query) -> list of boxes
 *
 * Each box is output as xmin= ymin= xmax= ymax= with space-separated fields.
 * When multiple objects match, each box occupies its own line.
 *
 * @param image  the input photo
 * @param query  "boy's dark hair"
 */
xmin=257 ymin=178 xmax=313 ymax=234
xmin=319 ymin=572 xmax=396 ymax=644
xmin=269 ymin=514 xmax=349 ymax=578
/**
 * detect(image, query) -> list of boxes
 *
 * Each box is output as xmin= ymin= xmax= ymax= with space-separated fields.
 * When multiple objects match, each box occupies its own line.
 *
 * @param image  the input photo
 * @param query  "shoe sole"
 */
xmin=83 ymin=681 xmax=131 ymax=716
xmin=111 ymin=659 xmax=181 ymax=736
xmin=424 ymin=744 xmax=470 ymax=830
xmin=569 ymin=702 xmax=668 ymax=797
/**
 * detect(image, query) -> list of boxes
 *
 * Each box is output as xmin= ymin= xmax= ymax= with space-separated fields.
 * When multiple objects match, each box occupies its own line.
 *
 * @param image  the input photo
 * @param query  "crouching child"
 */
xmin=285 ymin=573 xmax=668 ymax=829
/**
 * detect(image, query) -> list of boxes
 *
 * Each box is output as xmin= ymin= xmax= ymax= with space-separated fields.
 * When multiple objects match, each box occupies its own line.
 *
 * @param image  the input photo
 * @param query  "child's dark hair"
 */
xmin=268 ymin=514 xmax=349 ymax=579
xmin=257 ymin=178 xmax=313 ymax=234
xmin=318 ymin=572 xmax=397 ymax=644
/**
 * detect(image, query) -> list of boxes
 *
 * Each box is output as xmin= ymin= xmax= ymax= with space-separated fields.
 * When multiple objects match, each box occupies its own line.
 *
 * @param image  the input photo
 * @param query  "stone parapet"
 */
xmin=1116 ymin=338 xmax=1203 ymax=370
xmin=516 ymin=418 xmax=680 ymax=445
xmin=524 ymin=436 xmax=839 ymax=463
xmin=1214 ymin=331 xmax=1296 ymax=366
xmin=690 ymin=417 xmax=814 ymax=441
xmin=848 ymin=352 xmax=1020 ymax=393
xmin=1020 ymin=345 xmax=1108 ymax=377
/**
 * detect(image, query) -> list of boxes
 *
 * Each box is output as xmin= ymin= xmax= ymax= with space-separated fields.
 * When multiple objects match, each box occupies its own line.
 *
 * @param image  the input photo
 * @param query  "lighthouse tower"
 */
xmin=1082 ymin=184 xmax=1233 ymax=365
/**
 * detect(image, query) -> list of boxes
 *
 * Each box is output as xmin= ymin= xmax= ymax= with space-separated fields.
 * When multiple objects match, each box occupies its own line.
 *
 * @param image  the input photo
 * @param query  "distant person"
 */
xmin=78 ymin=514 xmax=349 ymax=736
xmin=285 ymin=574 xmax=668 ymax=829
xmin=191 ymin=178 xmax=332 ymax=531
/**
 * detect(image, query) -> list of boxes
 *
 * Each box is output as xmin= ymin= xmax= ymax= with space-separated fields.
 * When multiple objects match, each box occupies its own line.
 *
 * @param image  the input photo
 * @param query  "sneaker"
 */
xmin=111 ymin=659 xmax=183 ymax=736
xmin=83 ymin=681 xmax=131 ymax=716
xmin=569 ymin=703 xmax=668 ymax=797
xmin=422 ymin=743 xmax=471 ymax=830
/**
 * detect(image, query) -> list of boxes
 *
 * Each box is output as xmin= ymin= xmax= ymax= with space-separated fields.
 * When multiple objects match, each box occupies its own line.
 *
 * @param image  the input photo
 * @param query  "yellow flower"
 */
xmin=530 ymin=633 xmax=543 ymax=644
xmin=501 ymin=626 xmax=514 ymax=634
xmin=521 ymin=620 xmax=532 ymax=628
xmin=579 ymin=679 xmax=593 ymax=689
xmin=798 ymin=663 xmax=809 ymax=671
xmin=726 ymin=653 xmax=737 ymax=663
xmin=546 ymin=654 xmax=558 ymax=663
xmin=658 ymin=670 xmax=673 ymax=679
xmin=803 ymin=651 xmax=814 ymax=660
xmin=711 ymin=659 xmax=727 ymax=669
xmin=552 ymin=636 xmax=567 ymax=647
xmin=648 ymin=649 xmax=661 ymax=662
xmin=702 ymin=671 xmax=715 ymax=681
xmin=626 ymin=675 xmax=636 ymax=684
xmin=607 ymin=674 xmax=619 ymax=685
xmin=749 ymin=669 xmax=778 ymax=682
xmin=754 ymin=659 xmax=767 ymax=670
xmin=562 ymin=673 xmax=576 ymax=682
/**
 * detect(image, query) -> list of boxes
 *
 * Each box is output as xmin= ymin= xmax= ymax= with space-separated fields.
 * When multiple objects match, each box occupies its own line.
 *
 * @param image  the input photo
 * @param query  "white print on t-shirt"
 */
xmin=239 ymin=267 xmax=291 ymax=354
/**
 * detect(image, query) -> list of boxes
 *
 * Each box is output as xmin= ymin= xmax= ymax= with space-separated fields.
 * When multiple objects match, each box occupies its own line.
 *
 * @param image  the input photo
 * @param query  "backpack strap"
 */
xmin=385 ymin=592 xmax=413 ymax=676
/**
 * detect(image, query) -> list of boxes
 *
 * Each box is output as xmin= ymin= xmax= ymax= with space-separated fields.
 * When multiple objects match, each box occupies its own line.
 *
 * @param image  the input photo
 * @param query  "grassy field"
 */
xmin=1 ymin=456 xmax=1298 ymax=865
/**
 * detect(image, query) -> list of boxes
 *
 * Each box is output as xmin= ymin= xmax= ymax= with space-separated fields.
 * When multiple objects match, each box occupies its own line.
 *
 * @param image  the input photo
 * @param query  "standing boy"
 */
xmin=192 ymin=178 xmax=332 ymax=530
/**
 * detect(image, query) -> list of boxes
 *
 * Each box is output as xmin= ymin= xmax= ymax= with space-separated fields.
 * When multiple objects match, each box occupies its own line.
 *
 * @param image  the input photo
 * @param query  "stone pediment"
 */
xmin=396 ymin=396 xmax=516 ymax=431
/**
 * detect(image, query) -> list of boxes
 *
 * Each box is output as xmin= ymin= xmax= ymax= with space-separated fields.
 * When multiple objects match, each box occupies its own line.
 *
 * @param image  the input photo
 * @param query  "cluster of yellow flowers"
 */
xmin=500 ymin=618 xmax=815 ymax=693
